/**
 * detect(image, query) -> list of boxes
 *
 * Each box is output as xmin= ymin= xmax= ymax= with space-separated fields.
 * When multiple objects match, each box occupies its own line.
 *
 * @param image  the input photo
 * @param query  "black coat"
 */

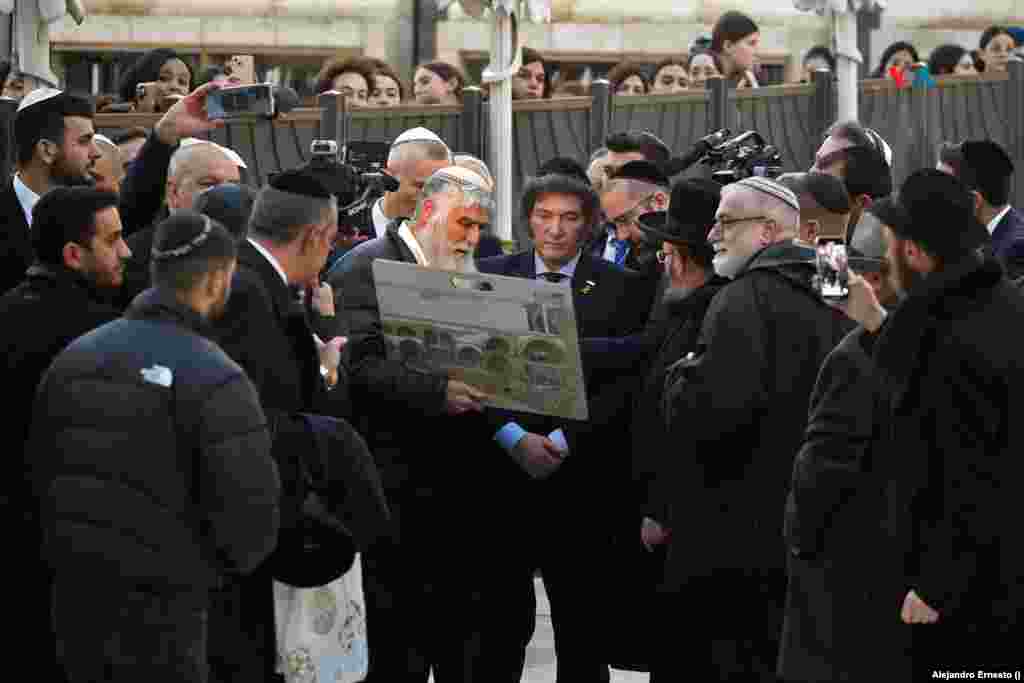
xmin=989 ymin=206 xmax=1024 ymax=279
xmin=871 ymin=254 xmax=1024 ymax=641
xmin=29 ymin=287 xmax=279 ymax=598
xmin=778 ymin=327 xmax=910 ymax=682
xmin=118 ymin=132 xmax=176 ymax=236
xmin=0 ymin=179 xmax=33 ymax=295
xmin=662 ymin=241 xmax=853 ymax=583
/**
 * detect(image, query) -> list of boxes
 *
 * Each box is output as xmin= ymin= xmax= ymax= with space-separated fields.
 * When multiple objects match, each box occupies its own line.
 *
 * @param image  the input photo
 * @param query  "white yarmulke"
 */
xmin=93 ymin=134 xmax=116 ymax=148
xmin=16 ymin=87 xmax=63 ymax=112
xmin=732 ymin=176 xmax=801 ymax=212
xmin=391 ymin=126 xmax=449 ymax=151
xmin=179 ymin=138 xmax=248 ymax=169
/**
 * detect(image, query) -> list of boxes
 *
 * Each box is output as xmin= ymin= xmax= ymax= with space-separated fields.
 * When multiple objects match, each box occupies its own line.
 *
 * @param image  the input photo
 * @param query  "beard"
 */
xmin=52 ymin=154 xmax=95 ymax=188
xmin=713 ymin=250 xmax=752 ymax=279
xmin=418 ymin=217 xmax=477 ymax=274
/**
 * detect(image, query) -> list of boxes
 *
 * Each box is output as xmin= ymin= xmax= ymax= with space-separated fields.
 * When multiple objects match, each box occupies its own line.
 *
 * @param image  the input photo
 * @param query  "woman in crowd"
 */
xmin=801 ymin=45 xmax=835 ymax=82
xmin=608 ymin=61 xmax=649 ymax=96
xmin=118 ymin=49 xmax=193 ymax=113
xmin=928 ymin=44 xmax=979 ymax=76
xmin=650 ymin=57 xmax=690 ymax=94
xmin=687 ymin=49 xmax=724 ymax=89
xmin=513 ymin=48 xmax=549 ymax=99
xmin=364 ymin=59 xmax=405 ymax=107
xmin=978 ymin=26 xmax=1018 ymax=72
xmin=412 ymin=61 xmax=465 ymax=105
xmin=710 ymin=10 xmax=760 ymax=87
xmin=314 ymin=57 xmax=377 ymax=108
xmin=873 ymin=41 xmax=919 ymax=79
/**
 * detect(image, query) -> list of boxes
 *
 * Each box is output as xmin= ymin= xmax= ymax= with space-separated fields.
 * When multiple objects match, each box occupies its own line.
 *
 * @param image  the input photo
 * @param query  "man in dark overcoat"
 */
xmin=842 ymin=169 xmax=1024 ymax=676
xmin=661 ymin=177 xmax=852 ymax=680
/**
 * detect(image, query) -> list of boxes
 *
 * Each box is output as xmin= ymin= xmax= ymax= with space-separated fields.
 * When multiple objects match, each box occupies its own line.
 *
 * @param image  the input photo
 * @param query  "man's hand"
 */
xmin=641 ymin=516 xmax=671 ymax=551
xmin=155 ymin=82 xmax=225 ymax=147
xmin=445 ymin=380 xmax=488 ymax=415
xmin=310 ymin=282 xmax=336 ymax=318
xmin=836 ymin=271 xmax=887 ymax=332
xmin=901 ymin=590 xmax=940 ymax=624
xmin=511 ymin=433 xmax=565 ymax=480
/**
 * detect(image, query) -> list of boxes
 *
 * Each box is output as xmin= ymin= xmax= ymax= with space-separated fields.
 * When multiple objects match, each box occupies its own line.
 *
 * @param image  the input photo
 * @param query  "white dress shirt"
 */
xmin=372 ymin=198 xmax=391 ymax=238
xmin=986 ymin=205 xmax=1012 ymax=236
xmin=398 ymin=220 xmax=430 ymax=266
xmin=13 ymin=173 xmax=40 ymax=227
xmin=534 ymin=251 xmax=580 ymax=279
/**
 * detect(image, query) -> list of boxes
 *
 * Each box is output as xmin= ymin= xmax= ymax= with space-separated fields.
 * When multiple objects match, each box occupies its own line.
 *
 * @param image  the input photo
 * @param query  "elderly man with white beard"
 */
xmin=331 ymin=166 xmax=513 ymax=681
xmin=659 ymin=177 xmax=853 ymax=681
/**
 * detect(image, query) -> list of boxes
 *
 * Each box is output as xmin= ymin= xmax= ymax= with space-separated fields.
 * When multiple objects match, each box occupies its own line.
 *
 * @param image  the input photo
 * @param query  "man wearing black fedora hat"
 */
xmin=843 ymin=168 xmax=1024 ymax=677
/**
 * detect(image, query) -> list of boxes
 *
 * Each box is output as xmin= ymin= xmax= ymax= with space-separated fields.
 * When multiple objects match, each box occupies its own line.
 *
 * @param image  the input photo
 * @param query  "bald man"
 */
xmin=90 ymin=135 xmax=125 ymax=195
xmin=656 ymin=178 xmax=853 ymax=682
xmin=118 ymin=140 xmax=243 ymax=308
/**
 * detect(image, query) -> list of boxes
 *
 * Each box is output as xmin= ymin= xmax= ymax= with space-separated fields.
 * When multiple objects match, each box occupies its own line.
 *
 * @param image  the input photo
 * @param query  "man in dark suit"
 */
xmin=843 ymin=169 xmax=1023 ymax=676
xmin=0 ymin=88 xmax=99 ymax=294
xmin=207 ymin=169 xmax=351 ymax=683
xmin=329 ymin=166 xmax=507 ymax=682
xmin=0 ymin=187 xmax=130 ymax=682
xmin=937 ymin=138 xmax=1024 ymax=278
xmin=476 ymin=170 xmax=652 ymax=683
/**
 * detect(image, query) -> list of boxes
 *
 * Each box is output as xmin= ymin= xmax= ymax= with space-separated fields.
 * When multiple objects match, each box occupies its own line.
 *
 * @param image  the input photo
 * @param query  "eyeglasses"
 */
xmin=610 ymin=194 xmax=657 ymax=228
xmin=656 ymin=249 xmax=672 ymax=264
xmin=713 ymin=215 xmax=767 ymax=231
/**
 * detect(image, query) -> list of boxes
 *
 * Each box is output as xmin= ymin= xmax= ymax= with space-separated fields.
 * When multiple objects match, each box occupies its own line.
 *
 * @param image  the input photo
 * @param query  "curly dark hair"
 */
xmin=606 ymin=61 xmax=649 ymax=95
xmin=315 ymin=56 xmax=377 ymax=96
xmin=417 ymin=61 xmax=466 ymax=100
xmin=711 ymin=11 xmax=759 ymax=53
xmin=117 ymin=49 xmax=193 ymax=103
xmin=369 ymin=61 xmax=406 ymax=101
xmin=873 ymin=41 xmax=920 ymax=78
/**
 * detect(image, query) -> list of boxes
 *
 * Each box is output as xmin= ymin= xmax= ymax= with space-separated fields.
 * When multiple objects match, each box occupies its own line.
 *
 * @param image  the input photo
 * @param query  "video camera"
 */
xmin=291 ymin=139 xmax=400 ymax=235
xmin=665 ymin=129 xmax=783 ymax=183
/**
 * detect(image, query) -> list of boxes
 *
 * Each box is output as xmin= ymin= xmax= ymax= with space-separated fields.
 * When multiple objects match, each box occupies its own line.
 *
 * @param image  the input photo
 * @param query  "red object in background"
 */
xmin=889 ymin=65 xmax=909 ymax=87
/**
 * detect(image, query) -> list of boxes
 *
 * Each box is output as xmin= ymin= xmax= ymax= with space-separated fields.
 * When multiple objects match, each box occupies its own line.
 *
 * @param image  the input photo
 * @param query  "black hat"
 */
xmin=637 ymin=178 xmax=721 ymax=249
xmin=608 ymin=160 xmax=669 ymax=188
xmin=193 ymin=183 xmax=258 ymax=241
xmin=776 ymin=172 xmax=851 ymax=214
xmin=268 ymin=167 xmax=332 ymax=199
xmin=960 ymin=139 xmax=1014 ymax=178
xmin=868 ymin=169 xmax=988 ymax=255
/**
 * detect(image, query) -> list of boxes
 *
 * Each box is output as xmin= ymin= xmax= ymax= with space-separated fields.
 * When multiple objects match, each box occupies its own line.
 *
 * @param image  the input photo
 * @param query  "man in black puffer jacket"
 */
xmin=29 ymin=212 xmax=280 ymax=682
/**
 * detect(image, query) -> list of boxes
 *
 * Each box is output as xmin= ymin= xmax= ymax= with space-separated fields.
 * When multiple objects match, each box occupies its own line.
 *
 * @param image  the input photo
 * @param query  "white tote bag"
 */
xmin=274 ymin=554 xmax=369 ymax=683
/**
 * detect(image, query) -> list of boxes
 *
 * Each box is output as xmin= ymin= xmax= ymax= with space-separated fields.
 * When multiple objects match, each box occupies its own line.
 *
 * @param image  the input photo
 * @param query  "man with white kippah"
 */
xmin=658 ymin=175 xmax=853 ymax=681
xmin=342 ymin=126 xmax=452 ymax=253
xmin=0 ymin=87 xmax=100 ymax=294
xmin=333 ymin=165 xmax=510 ymax=680
xmin=90 ymin=134 xmax=124 ymax=195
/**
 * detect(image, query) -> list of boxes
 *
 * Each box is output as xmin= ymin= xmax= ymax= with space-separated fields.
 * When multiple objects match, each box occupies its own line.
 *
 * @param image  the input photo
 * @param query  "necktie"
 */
xmin=612 ymin=239 xmax=629 ymax=267
xmin=539 ymin=272 xmax=568 ymax=284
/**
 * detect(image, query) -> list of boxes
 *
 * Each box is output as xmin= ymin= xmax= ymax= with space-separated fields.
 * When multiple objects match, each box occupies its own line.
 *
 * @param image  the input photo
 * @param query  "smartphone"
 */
xmin=816 ymin=237 xmax=849 ymax=300
xmin=206 ymin=84 xmax=276 ymax=121
xmin=344 ymin=141 xmax=390 ymax=173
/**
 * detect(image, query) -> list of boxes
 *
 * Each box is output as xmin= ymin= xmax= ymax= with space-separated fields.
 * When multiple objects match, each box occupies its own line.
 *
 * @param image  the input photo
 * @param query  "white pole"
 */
xmin=482 ymin=3 xmax=520 ymax=246
xmin=833 ymin=9 xmax=860 ymax=123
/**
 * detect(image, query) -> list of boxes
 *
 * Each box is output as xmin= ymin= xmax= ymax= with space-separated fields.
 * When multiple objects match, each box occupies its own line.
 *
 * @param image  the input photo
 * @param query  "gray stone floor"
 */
xmin=520 ymin=577 xmax=650 ymax=683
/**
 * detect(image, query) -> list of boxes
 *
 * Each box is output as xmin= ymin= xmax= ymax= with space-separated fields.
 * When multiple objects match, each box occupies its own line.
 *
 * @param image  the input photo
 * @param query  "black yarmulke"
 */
xmin=961 ymin=139 xmax=1014 ymax=179
xmin=152 ymin=211 xmax=223 ymax=260
xmin=537 ymin=156 xmax=590 ymax=186
xmin=268 ymin=168 xmax=332 ymax=199
xmin=608 ymin=160 xmax=669 ymax=188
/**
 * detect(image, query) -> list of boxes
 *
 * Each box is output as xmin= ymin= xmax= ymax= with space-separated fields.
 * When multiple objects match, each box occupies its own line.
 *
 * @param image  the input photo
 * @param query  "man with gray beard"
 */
xmin=331 ymin=166 xmax=500 ymax=681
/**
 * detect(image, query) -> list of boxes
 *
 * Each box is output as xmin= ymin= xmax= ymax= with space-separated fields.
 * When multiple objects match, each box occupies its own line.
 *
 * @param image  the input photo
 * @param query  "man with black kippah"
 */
xmin=0 ymin=88 xmax=100 ymax=294
xmin=842 ymin=168 xmax=1024 ymax=677
xmin=0 ymin=186 xmax=129 ymax=683
xmin=30 ymin=211 xmax=279 ymax=683
xmin=208 ymin=168 xmax=381 ymax=683
xmin=938 ymin=138 xmax=1024 ymax=277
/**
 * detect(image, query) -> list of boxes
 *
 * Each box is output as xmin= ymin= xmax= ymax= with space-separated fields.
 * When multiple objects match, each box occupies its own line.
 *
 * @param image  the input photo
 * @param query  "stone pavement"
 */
xmin=521 ymin=577 xmax=650 ymax=683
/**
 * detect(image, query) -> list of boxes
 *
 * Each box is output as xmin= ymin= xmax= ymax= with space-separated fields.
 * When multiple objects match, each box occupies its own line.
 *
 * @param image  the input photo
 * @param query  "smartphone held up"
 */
xmin=815 ymin=237 xmax=849 ymax=300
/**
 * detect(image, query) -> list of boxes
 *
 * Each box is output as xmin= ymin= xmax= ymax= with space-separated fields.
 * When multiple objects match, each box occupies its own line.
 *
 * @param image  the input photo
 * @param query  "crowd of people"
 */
xmin=6 ymin=14 xmax=1022 ymax=118
xmin=1 ymin=19 xmax=1024 ymax=683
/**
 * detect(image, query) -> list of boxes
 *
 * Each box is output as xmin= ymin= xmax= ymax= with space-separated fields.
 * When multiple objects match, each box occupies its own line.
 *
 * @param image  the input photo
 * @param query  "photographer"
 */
xmin=660 ymin=178 xmax=851 ymax=680
xmin=339 ymin=127 xmax=452 ymax=255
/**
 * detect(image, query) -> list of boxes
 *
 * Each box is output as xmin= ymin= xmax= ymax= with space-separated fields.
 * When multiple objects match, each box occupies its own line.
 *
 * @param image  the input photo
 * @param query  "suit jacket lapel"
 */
xmin=521 ymin=250 xmax=538 ymax=279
